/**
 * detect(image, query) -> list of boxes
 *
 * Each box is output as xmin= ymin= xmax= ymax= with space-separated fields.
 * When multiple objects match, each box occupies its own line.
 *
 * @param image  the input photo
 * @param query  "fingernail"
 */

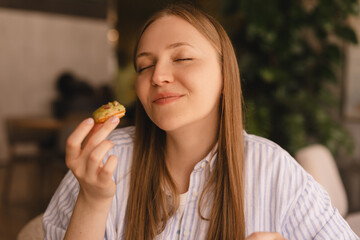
xmin=85 ymin=118 xmax=94 ymax=125
xmin=110 ymin=116 xmax=119 ymax=124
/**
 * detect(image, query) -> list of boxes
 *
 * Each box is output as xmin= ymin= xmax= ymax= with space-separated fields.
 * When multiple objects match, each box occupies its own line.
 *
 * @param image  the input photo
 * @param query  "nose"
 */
xmin=151 ymin=61 xmax=174 ymax=86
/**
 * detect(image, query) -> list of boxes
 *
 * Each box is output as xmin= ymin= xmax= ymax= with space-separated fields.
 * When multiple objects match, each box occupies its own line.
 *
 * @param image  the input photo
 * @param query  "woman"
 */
xmin=43 ymin=3 xmax=359 ymax=240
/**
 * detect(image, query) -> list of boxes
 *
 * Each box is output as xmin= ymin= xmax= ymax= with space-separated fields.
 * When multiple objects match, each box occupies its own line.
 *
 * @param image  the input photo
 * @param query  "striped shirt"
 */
xmin=43 ymin=126 xmax=359 ymax=239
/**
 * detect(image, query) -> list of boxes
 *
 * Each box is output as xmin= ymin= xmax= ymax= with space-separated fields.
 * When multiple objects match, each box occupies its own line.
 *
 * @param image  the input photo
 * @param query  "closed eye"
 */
xmin=175 ymin=58 xmax=193 ymax=62
xmin=138 ymin=65 xmax=154 ymax=73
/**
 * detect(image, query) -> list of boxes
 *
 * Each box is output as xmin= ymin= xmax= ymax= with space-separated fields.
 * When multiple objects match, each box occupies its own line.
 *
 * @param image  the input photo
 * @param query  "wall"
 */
xmin=0 ymin=8 xmax=116 ymax=161
xmin=345 ymin=15 xmax=360 ymax=121
xmin=345 ymin=15 xmax=360 ymax=160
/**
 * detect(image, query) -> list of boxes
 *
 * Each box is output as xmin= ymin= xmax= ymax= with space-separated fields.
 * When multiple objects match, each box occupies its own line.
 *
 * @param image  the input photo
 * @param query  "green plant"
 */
xmin=220 ymin=0 xmax=359 ymax=156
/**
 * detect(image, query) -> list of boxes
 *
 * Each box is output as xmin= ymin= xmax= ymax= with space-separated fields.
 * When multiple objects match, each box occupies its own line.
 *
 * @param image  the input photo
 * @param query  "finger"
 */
xmin=86 ymin=140 xmax=114 ymax=177
xmin=98 ymin=155 xmax=118 ymax=184
xmin=82 ymin=123 xmax=103 ymax=148
xmin=65 ymin=118 xmax=94 ymax=164
xmin=82 ymin=116 xmax=119 ymax=153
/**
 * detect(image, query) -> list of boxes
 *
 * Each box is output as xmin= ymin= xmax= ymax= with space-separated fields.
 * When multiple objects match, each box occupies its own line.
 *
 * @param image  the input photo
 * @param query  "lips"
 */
xmin=152 ymin=92 xmax=185 ymax=104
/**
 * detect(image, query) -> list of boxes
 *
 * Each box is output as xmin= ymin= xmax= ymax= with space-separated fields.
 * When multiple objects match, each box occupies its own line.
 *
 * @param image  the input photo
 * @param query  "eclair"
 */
xmin=92 ymin=101 xmax=126 ymax=124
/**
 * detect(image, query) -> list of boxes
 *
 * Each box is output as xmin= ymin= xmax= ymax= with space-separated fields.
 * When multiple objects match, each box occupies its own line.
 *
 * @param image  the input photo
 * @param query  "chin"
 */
xmin=152 ymin=120 xmax=183 ymax=132
xmin=149 ymin=115 xmax=188 ymax=132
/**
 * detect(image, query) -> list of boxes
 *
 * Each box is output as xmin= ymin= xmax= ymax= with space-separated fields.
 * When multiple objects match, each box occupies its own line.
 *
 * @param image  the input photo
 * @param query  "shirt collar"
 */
xmin=193 ymin=142 xmax=218 ymax=172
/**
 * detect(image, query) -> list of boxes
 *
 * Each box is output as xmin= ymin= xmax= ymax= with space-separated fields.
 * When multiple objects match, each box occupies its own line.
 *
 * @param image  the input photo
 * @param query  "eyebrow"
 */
xmin=136 ymin=42 xmax=194 ymax=59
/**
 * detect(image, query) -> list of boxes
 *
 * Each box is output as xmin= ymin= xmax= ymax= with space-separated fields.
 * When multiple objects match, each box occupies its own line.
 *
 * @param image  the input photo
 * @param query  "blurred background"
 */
xmin=0 ymin=0 xmax=360 ymax=239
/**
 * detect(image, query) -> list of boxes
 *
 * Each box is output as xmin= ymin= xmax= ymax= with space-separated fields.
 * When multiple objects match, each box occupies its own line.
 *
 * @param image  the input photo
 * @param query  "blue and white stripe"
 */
xmin=43 ymin=126 xmax=359 ymax=239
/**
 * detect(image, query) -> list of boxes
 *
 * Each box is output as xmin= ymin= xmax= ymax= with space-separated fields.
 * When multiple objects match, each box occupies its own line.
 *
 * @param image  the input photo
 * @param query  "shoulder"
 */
xmin=242 ymin=133 xmax=357 ymax=238
xmin=244 ymin=131 xmax=306 ymax=183
xmin=244 ymin=131 xmax=285 ymax=150
xmin=243 ymin=131 xmax=294 ymax=165
xmin=243 ymin=131 xmax=309 ymax=213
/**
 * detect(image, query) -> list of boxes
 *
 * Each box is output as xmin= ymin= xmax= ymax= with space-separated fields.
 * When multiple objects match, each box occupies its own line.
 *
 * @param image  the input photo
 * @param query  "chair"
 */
xmin=17 ymin=214 xmax=44 ymax=240
xmin=295 ymin=144 xmax=360 ymax=235
xmin=2 ymin=117 xmax=62 ymax=211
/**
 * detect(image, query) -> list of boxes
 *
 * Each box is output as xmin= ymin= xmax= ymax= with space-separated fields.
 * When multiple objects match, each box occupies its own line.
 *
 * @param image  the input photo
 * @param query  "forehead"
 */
xmin=137 ymin=15 xmax=213 ymax=53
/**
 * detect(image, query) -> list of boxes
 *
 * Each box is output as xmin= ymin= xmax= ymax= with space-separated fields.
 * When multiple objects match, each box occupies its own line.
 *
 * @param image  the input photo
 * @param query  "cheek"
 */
xmin=135 ymin=81 xmax=141 ymax=98
xmin=193 ymin=62 xmax=222 ymax=95
xmin=135 ymin=77 xmax=148 ymax=102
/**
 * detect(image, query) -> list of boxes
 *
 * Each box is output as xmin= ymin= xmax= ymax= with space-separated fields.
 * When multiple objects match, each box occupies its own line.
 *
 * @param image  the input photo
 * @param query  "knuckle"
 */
xmin=65 ymin=159 xmax=72 ymax=169
xmin=72 ymin=168 xmax=81 ymax=178
xmin=65 ymin=158 xmax=78 ymax=171
xmin=108 ymin=155 xmax=117 ymax=164
xmin=88 ymin=151 xmax=100 ymax=163
xmin=101 ymin=167 xmax=112 ymax=176
xmin=66 ymin=137 xmax=77 ymax=149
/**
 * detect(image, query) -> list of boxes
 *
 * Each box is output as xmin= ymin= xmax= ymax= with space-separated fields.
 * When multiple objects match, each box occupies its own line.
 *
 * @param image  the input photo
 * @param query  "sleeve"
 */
xmin=42 ymin=127 xmax=132 ymax=240
xmin=281 ymin=162 xmax=359 ymax=240
xmin=42 ymin=170 xmax=80 ymax=240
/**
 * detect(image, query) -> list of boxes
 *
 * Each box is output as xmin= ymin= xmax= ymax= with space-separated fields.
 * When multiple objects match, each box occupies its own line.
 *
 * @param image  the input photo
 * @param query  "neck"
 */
xmin=165 ymin=116 xmax=219 ymax=193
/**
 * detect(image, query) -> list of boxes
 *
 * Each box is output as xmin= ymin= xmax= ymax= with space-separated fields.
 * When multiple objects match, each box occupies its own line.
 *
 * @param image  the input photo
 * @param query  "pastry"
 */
xmin=92 ymin=101 xmax=126 ymax=123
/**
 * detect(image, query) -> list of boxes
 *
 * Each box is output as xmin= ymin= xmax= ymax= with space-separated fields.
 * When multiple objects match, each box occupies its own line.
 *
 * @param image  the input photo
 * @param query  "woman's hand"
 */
xmin=65 ymin=116 xmax=120 ymax=207
xmin=63 ymin=116 xmax=120 ymax=239
xmin=246 ymin=232 xmax=287 ymax=240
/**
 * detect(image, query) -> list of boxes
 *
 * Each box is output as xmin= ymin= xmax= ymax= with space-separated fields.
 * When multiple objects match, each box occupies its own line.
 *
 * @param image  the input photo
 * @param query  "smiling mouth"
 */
xmin=152 ymin=95 xmax=184 ymax=105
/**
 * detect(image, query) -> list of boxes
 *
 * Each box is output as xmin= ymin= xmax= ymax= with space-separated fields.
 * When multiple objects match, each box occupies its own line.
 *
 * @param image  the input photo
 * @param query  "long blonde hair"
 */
xmin=124 ymin=3 xmax=246 ymax=239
